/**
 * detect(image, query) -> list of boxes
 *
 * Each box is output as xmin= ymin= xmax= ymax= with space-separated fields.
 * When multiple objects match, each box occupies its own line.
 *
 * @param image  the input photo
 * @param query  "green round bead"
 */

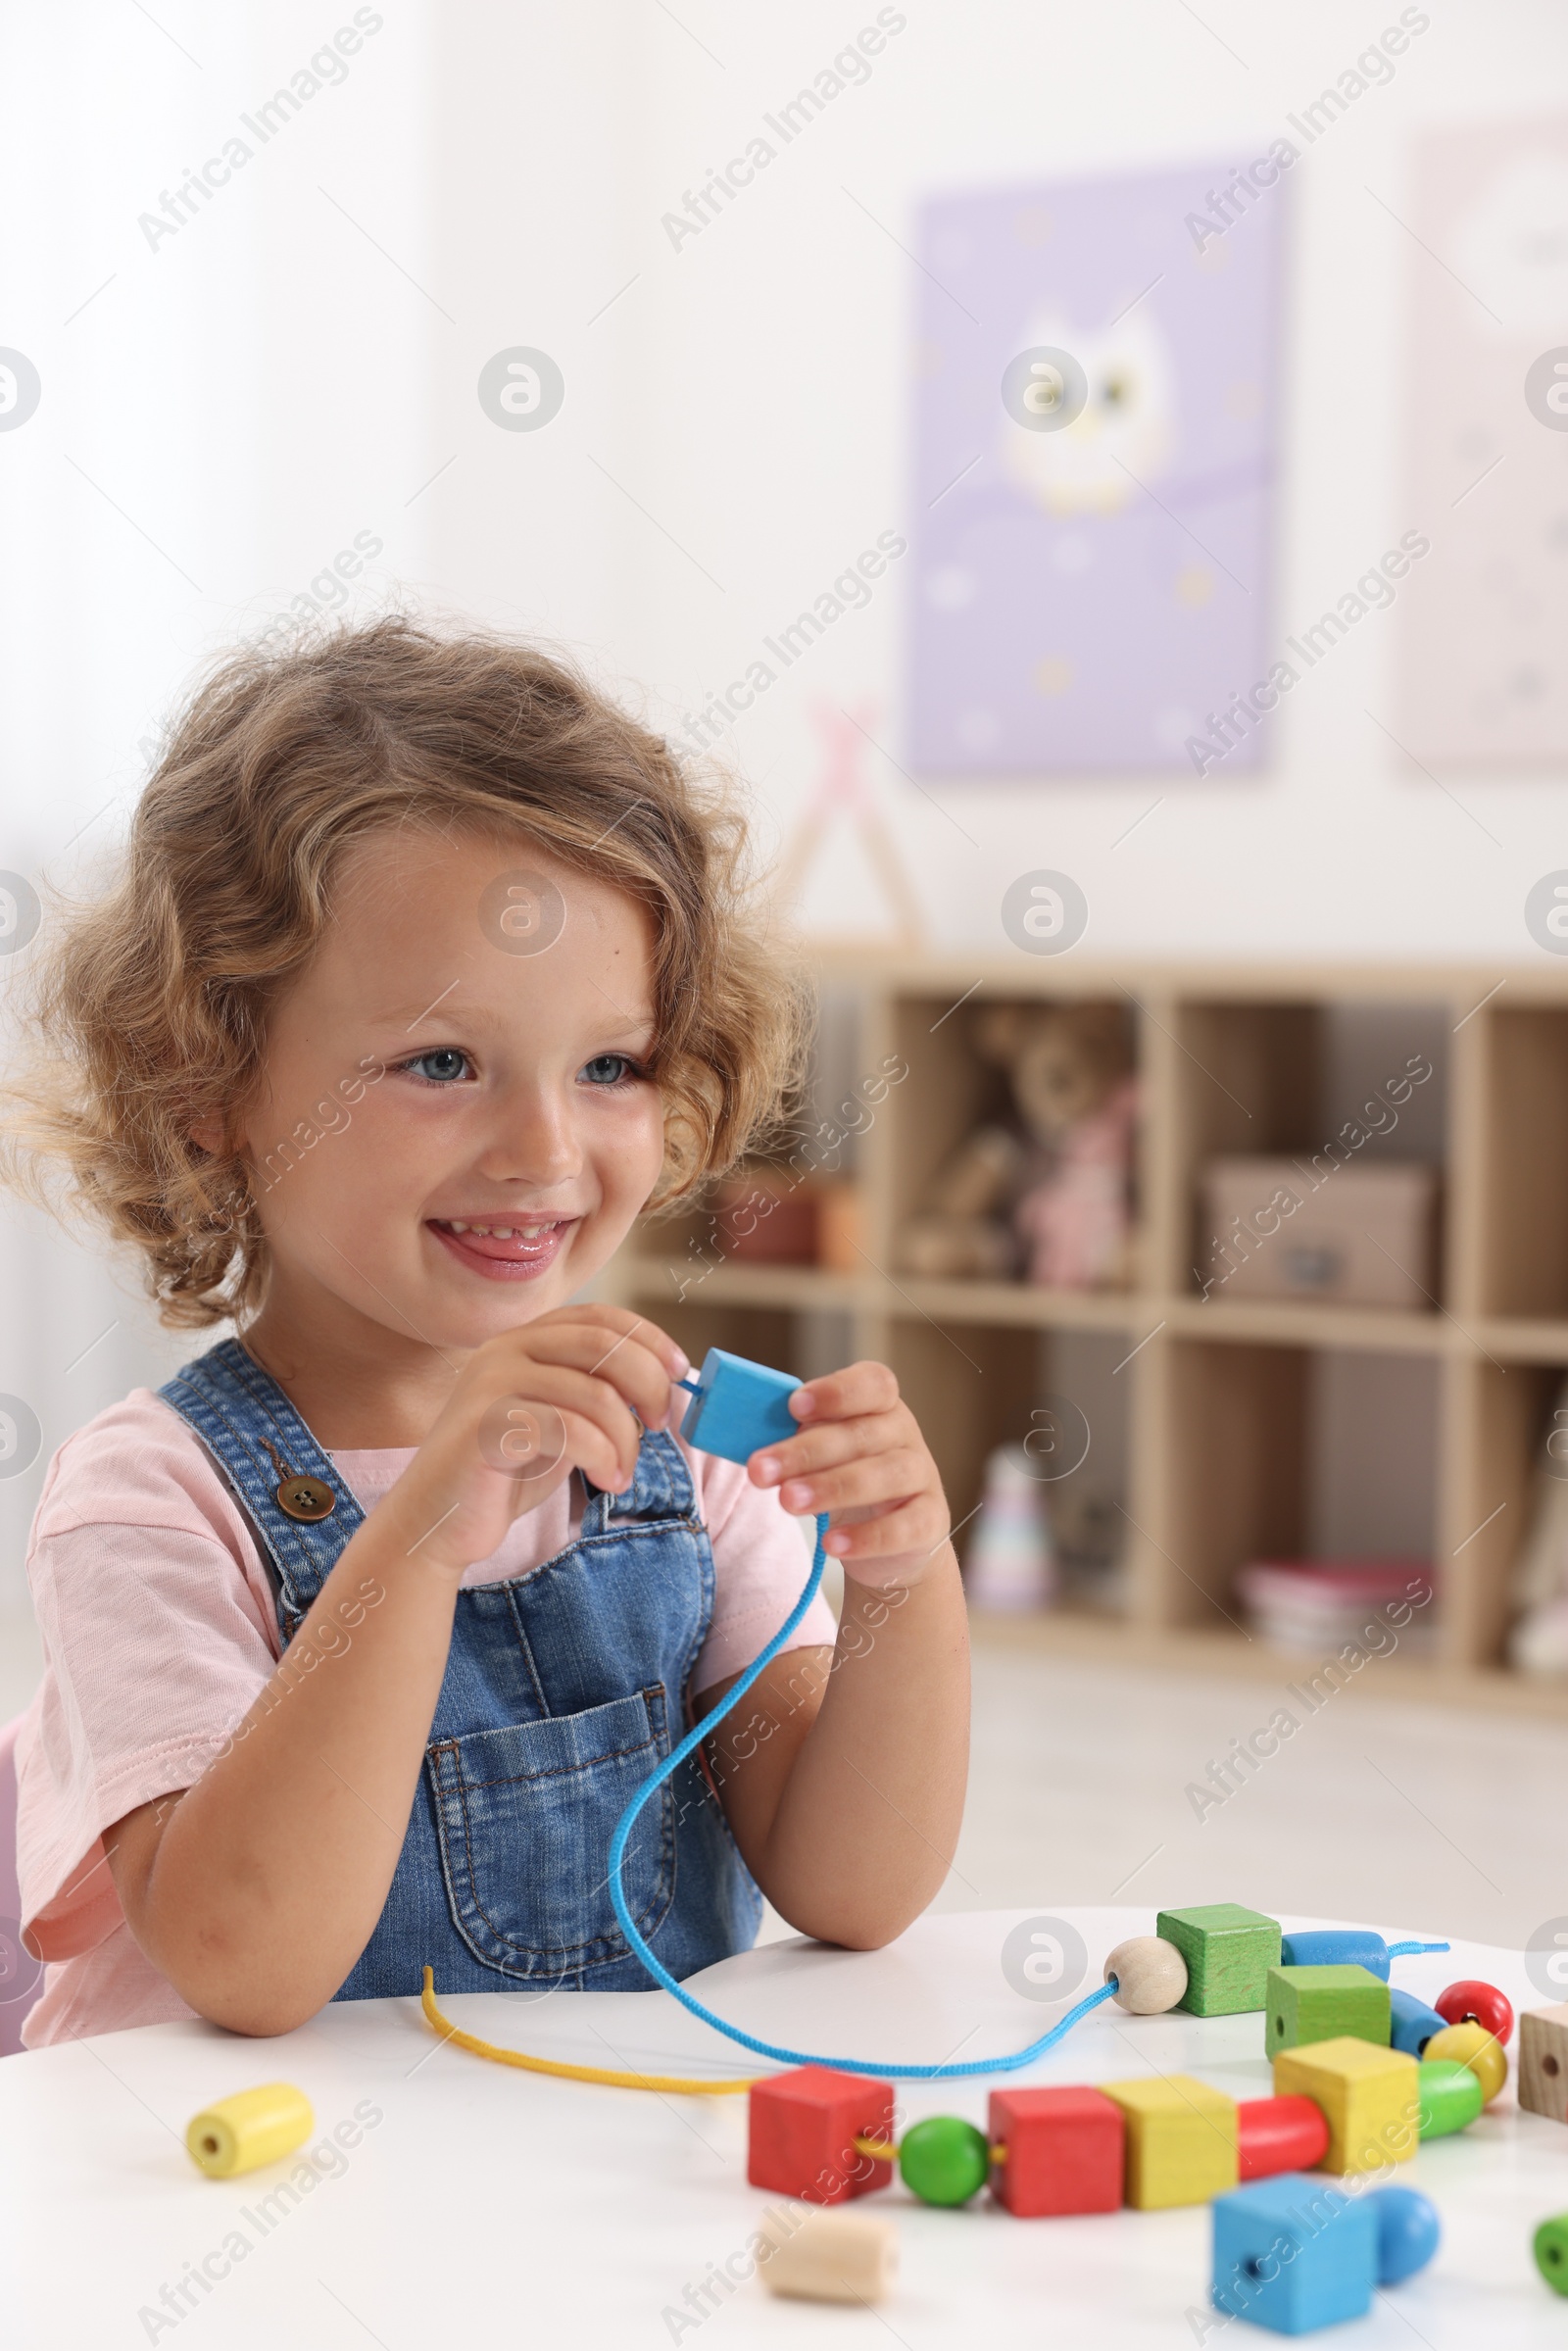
xmin=1536 ymin=2216 xmax=1568 ymax=2296
xmin=897 ymin=2115 xmax=990 ymax=2207
xmin=1417 ymin=2058 xmax=1484 ymax=2139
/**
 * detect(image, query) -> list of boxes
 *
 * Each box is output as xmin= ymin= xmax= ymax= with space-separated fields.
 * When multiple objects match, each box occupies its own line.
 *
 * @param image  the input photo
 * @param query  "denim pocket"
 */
xmin=425 ymin=1685 xmax=675 ymax=1979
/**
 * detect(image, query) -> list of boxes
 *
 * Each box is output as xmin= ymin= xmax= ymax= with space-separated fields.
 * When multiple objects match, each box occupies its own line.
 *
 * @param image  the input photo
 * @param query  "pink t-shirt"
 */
xmin=14 ymin=1390 xmax=835 ymax=2047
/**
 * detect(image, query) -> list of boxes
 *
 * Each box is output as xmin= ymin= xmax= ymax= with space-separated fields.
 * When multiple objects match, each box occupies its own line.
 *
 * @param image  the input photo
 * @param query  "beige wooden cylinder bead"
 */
xmin=757 ymin=2205 xmax=898 ymax=2304
xmin=1104 ymin=1935 xmax=1189 ymax=2014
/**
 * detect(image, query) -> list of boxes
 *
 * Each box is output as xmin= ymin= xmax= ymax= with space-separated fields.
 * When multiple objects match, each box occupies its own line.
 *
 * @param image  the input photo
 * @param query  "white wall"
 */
xmin=427 ymin=0 xmax=1568 ymax=958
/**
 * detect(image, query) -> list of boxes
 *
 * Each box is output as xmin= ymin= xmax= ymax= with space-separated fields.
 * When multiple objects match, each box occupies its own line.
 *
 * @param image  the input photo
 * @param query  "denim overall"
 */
xmin=158 ymin=1339 xmax=762 ymax=1996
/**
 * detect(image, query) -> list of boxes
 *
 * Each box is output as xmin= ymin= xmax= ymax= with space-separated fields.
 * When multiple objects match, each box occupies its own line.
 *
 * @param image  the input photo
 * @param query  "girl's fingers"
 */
xmin=487 ymin=1321 xmax=680 ymax=1434
xmin=514 ymin=1303 xmax=687 ymax=1384
xmin=750 ymin=1410 xmax=908 ymax=1488
xmin=776 ymin=1447 xmax=929 ymax=1516
xmin=475 ymin=1362 xmax=643 ymax=1488
xmin=789 ymin=1361 xmax=899 ymax=1423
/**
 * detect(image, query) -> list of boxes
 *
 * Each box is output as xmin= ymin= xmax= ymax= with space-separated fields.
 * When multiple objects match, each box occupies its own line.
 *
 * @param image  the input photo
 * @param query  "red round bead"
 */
xmin=1435 ymin=1979 xmax=1513 ymax=2044
xmin=1237 ymin=2093 xmax=1331 ymax=2180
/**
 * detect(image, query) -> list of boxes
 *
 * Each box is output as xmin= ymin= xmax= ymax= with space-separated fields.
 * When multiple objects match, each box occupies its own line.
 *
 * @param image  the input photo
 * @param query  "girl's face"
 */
xmin=225 ymin=826 xmax=666 ymax=1358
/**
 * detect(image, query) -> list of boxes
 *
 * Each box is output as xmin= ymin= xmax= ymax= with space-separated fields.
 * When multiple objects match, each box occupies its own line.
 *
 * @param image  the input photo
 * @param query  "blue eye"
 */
xmin=403 ymin=1048 xmax=471 ymax=1085
xmin=581 ymin=1053 xmax=638 ymax=1088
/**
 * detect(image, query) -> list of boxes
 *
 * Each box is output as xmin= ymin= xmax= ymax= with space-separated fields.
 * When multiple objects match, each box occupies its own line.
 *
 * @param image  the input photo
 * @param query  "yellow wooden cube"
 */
xmin=1272 ymin=2036 xmax=1420 ymax=2175
xmin=1100 ymin=2074 xmax=1238 ymax=2208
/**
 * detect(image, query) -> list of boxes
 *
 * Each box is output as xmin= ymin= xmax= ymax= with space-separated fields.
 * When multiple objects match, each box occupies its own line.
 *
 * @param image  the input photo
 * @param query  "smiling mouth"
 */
xmin=427 ymin=1218 xmax=576 ymax=1279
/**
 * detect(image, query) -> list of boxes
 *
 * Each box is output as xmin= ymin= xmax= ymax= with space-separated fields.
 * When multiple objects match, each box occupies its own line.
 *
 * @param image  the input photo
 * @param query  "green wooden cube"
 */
xmin=1156 ymin=1904 xmax=1282 ymax=2016
xmin=1265 ymin=1965 xmax=1392 ymax=2059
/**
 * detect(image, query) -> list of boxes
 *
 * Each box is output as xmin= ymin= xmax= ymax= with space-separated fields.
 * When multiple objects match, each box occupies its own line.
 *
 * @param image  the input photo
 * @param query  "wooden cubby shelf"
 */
xmin=613 ymin=956 xmax=1568 ymax=1716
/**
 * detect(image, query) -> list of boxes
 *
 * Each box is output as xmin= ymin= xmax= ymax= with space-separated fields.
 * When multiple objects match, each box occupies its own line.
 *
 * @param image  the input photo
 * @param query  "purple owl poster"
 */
xmin=907 ymin=158 xmax=1287 ymax=776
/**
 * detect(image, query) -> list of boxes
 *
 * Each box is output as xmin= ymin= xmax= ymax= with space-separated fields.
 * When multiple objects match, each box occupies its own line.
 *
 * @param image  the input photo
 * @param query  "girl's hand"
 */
xmin=747 ymin=1361 xmax=952 ymax=1591
xmin=381 ymin=1304 xmax=687 ymax=1577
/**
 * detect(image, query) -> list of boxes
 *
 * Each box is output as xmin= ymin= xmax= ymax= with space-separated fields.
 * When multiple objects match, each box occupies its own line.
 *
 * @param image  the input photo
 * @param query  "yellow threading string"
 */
xmin=419 ymin=1968 xmax=762 ymax=2096
xmin=854 ymin=2134 xmax=1008 ymax=2163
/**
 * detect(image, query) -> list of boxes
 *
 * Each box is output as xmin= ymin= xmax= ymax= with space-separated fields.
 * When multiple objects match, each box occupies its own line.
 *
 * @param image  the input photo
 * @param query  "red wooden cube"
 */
xmin=987 ymin=2084 xmax=1125 ymax=2217
xmin=747 ymin=2065 xmax=895 ymax=2205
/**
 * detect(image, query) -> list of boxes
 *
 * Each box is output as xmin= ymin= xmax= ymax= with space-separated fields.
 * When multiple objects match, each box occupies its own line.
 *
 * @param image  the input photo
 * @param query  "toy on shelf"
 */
xmin=963 ymin=1442 xmax=1055 ymax=1612
xmin=185 ymin=2083 xmax=314 ymax=2179
xmin=895 ymin=1002 xmax=1136 ymax=1287
xmin=1507 ymin=1368 xmax=1568 ymax=1674
xmin=1212 ymin=2175 xmax=1439 ymax=2335
xmin=1520 ymin=2002 xmax=1568 ymax=2123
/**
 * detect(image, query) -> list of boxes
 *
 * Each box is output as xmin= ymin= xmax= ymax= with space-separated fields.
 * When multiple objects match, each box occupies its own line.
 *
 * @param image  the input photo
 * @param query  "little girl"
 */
xmin=4 ymin=618 xmax=968 ymax=2044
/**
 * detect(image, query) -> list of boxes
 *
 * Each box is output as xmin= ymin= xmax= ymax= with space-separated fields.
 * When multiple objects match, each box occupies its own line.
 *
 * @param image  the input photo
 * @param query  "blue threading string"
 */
xmin=606 ymin=1510 xmax=1449 ymax=2080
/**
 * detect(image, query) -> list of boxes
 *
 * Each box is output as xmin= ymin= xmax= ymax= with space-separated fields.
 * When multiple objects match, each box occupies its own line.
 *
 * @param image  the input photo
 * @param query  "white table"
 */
xmin=4 ymin=1909 xmax=1567 ymax=2348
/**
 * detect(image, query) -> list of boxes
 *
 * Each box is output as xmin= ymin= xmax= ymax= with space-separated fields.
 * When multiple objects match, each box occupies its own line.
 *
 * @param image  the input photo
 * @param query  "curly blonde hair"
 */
xmin=0 ymin=615 xmax=809 ymax=1329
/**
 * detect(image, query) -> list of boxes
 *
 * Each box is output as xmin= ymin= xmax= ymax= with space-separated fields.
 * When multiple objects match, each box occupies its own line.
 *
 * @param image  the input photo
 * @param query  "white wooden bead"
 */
xmin=757 ymin=2204 xmax=898 ymax=2303
xmin=1104 ymin=1935 xmax=1188 ymax=2014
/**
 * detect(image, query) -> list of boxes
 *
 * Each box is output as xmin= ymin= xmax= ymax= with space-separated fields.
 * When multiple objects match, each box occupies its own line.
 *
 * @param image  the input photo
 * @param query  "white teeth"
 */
xmin=440 ymin=1219 xmax=556 ymax=1240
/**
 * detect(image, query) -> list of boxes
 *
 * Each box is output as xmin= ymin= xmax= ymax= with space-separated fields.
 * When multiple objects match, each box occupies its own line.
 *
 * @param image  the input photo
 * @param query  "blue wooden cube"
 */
xmin=677 ymin=1347 xmax=801 ymax=1464
xmin=1212 ymin=2172 xmax=1376 ymax=2334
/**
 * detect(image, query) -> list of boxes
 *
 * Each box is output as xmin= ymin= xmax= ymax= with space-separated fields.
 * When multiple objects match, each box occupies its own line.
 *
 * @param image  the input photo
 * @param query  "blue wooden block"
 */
xmin=1279 ymin=1930 xmax=1390 ymax=1982
xmin=1369 ymin=2184 xmax=1441 ymax=2284
xmin=1388 ymin=1987 xmax=1448 ymax=2059
xmin=1212 ymin=2172 xmax=1376 ymax=2334
xmin=677 ymin=1347 xmax=801 ymax=1464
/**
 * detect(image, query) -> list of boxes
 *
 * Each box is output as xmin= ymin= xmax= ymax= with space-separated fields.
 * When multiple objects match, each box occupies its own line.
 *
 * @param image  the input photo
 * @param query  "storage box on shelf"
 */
xmin=610 ymin=957 xmax=1568 ymax=1714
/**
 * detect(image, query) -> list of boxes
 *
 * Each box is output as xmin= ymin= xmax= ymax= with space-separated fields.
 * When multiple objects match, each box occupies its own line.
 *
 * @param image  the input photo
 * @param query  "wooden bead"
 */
xmin=1280 ymin=1929 xmax=1390 ymax=1981
xmin=1237 ymin=2094 xmax=1330 ymax=2180
xmin=897 ymin=2117 xmax=989 ymax=2206
xmin=185 ymin=2082 xmax=314 ymax=2179
xmin=1518 ymin=2004 xmax=1568 ymax=2125
xmin=757 ymin=2204 xmax=898 ymax=2304
xmin=1389 ymin=1987 xmax=1448 ymax=2057
xmin=1536 ymin=2213 xmax=1568 ymax=2296
xmin=1417 ymin=2059 xmax=1484 ymax=2139
xmin=1424 ymin=2020 xmax=1507 ymax=2106
xmin=1435 ymin=1978 xmax=1514 ymax=2044
xmin=1104 ymin=1935 xmax=1188 ymax=2014
xmin=1369 ymin=2184 xmax=1441 ymax=2284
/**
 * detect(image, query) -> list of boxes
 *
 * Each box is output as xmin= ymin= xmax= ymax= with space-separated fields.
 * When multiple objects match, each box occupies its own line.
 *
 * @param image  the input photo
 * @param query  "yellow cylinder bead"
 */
xmin=185 ymin=2082 xmax=315 ymax=2179
xmin=1424 ymin=2021 xmax=1507 ymax=2106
